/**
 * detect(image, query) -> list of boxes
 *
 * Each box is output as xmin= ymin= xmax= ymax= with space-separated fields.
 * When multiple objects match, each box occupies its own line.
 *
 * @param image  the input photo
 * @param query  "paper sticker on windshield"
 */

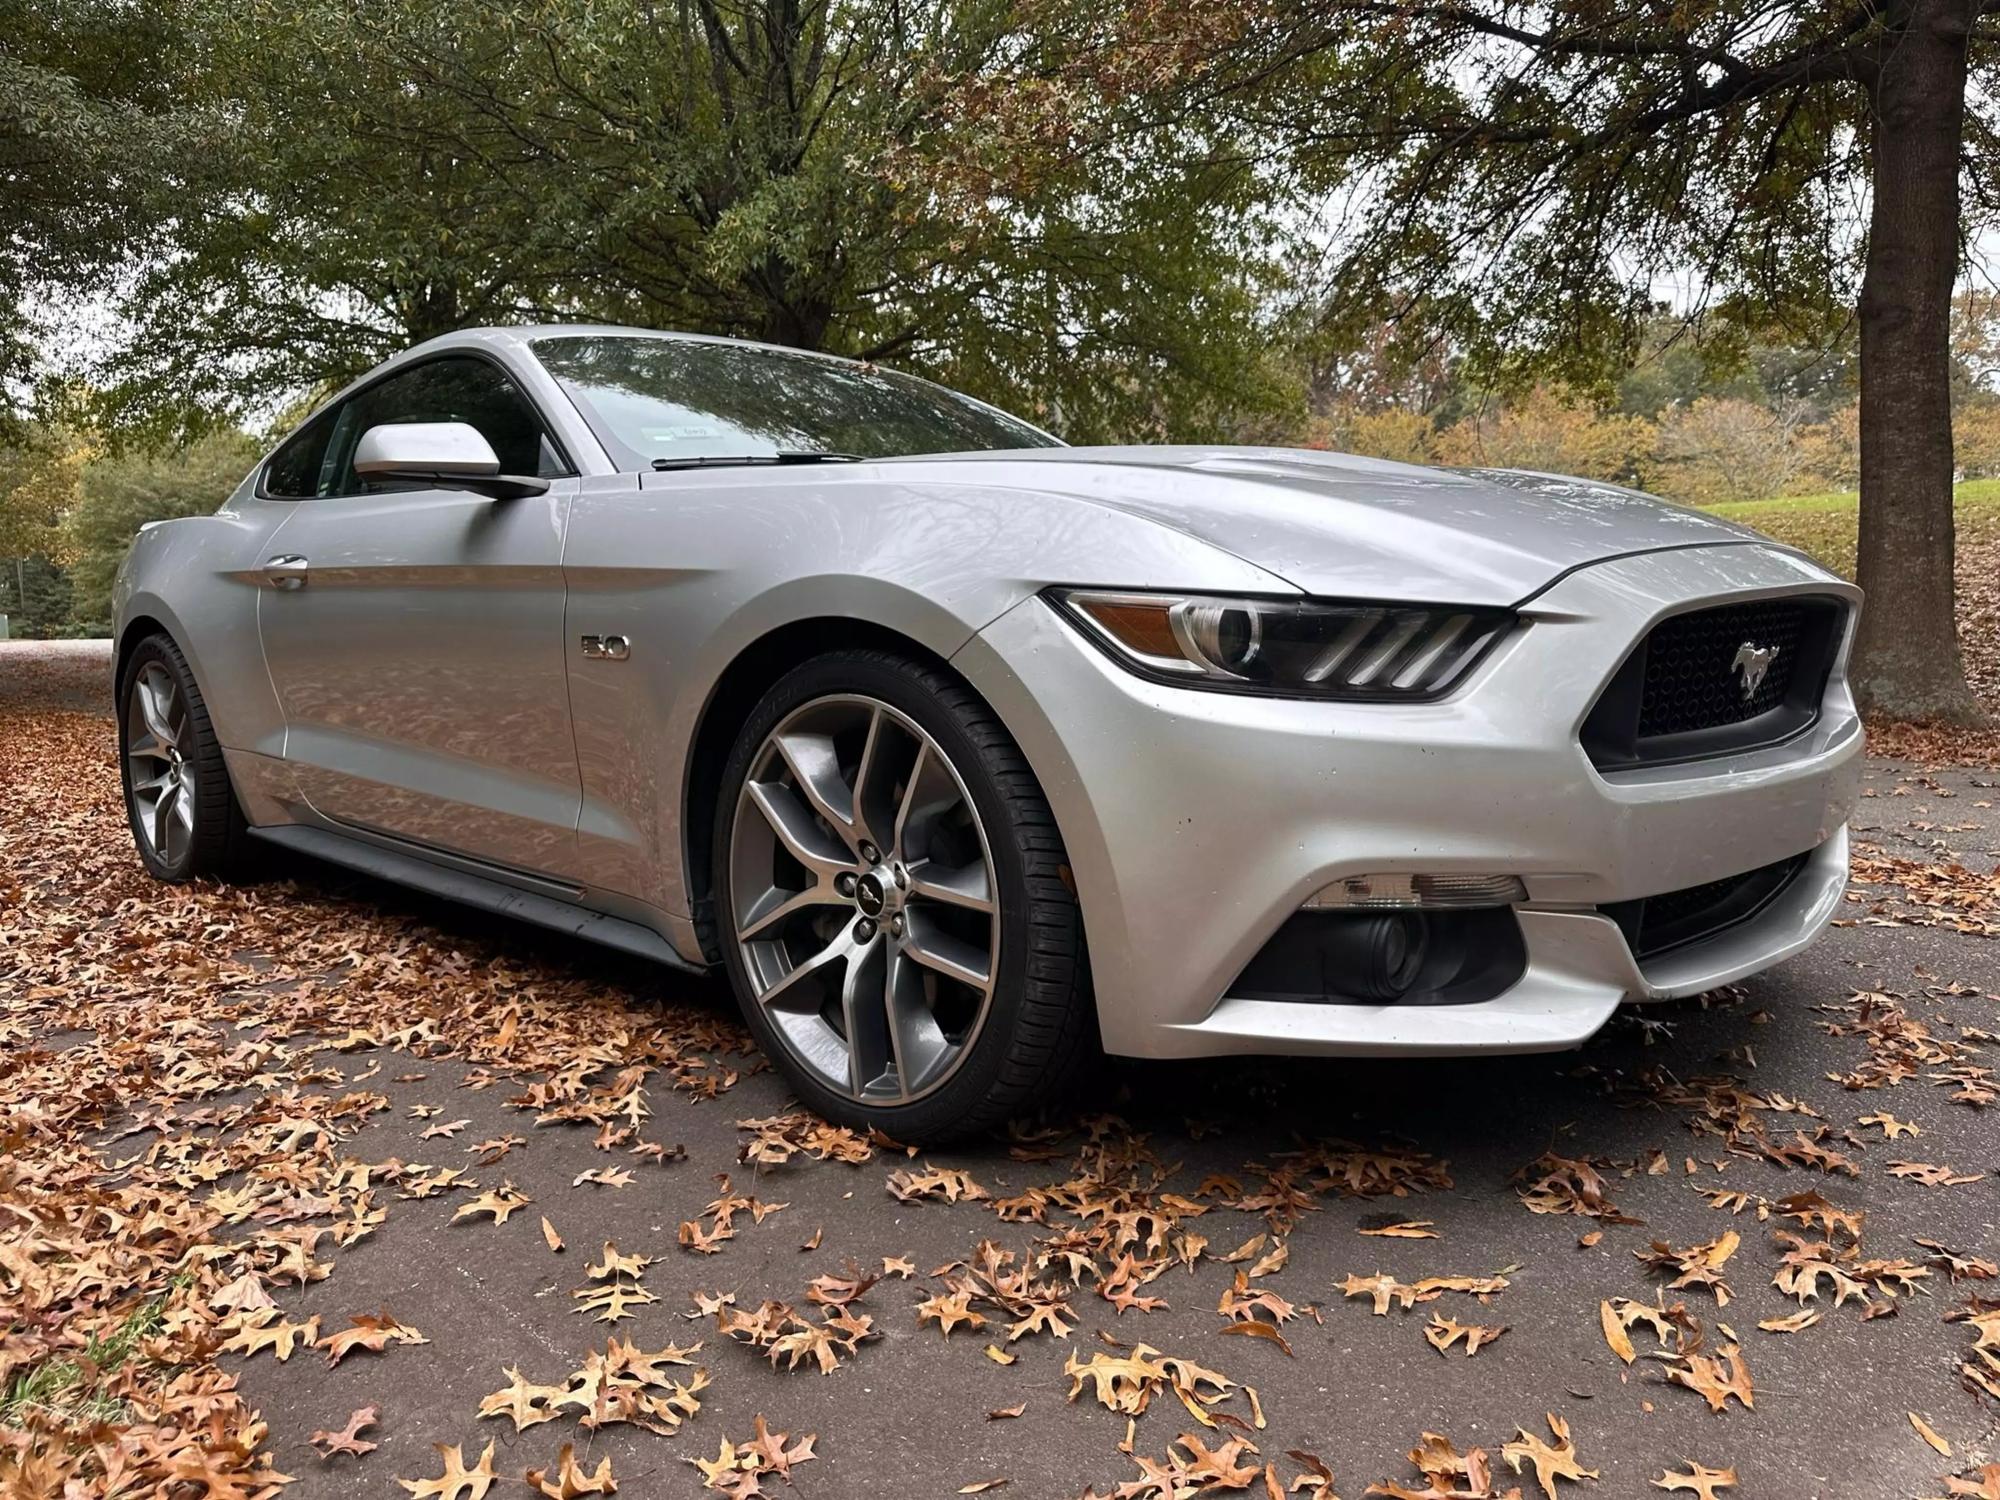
xmin=646 ymin=425 xmax=723 ymax=444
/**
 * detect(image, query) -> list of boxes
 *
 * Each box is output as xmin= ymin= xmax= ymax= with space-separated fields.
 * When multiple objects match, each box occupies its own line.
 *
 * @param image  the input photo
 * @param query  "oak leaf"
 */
xmin=1652 ymin=1464 xmax=1736 ymax=1498
xmin=1423 ymin=1314 xmax=1506 ymax=1357
xmin=526 ymin=1445 xmax=615 ymax=1498
xmin=398 ymin=1441 xmax=500 ymax=1500
xmin=320 ymin=1308 xmax=428 ymax=1366
xmin=1501 ymin=1414 xmax=1598 ymax=1499
xmin=311 ymin=1405 xmax=380 ymax=1459
xmin=453 ymin=1184 xmax=531 ymax=1225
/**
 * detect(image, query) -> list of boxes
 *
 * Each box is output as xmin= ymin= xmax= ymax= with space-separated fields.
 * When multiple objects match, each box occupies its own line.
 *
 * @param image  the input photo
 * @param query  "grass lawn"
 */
xmin=1700 ymin=478 xmax=2000 ymax=578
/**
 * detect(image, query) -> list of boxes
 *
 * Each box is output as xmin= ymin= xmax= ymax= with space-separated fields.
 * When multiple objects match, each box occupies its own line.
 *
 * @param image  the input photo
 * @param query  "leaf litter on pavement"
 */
xmin=4 ymin=680 xmax=2000 ymax=1495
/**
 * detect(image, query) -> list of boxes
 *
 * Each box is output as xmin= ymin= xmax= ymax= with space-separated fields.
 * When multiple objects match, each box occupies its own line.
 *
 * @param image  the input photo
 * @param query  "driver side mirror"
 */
xmin=351 ymin=422 xmax=550 ymax=499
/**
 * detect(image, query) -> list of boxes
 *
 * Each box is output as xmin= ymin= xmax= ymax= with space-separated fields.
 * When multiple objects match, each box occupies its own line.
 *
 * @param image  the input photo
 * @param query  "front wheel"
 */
xmin=713 ymin=650 xmax=1093 ymax=1140
xmin=119 ymin=633 xmax=256 ymax=882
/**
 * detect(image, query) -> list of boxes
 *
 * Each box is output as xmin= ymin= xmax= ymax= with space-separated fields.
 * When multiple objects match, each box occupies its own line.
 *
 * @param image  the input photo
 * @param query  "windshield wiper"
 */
xmin=651 ymin=450 xmax=865 ymax=471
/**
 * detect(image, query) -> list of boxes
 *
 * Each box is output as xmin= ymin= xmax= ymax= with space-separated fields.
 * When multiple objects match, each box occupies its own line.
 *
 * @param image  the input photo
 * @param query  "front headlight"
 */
xmin=1047 ymin=589 xmax=1514 ymax=700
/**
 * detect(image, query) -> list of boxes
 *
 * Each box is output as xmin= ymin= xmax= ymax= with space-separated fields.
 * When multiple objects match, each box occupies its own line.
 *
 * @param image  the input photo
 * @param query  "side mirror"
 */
xmin=351 ymin=422 xmax=549 ymax=498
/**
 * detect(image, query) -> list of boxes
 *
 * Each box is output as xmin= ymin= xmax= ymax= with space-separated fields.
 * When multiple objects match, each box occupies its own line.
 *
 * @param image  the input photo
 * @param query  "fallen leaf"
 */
xmin=1501 ymin=1413 xmax=1598 ymax=1499
xmin=1424 ymin=1314 xmax=1506 ymax=1357
xmin=526 ymin=1444 xmax=616 ymax=1498
xmin=1652 ymin=1462 xmax=1737 ymax=1497
xmin=319 ymin=1309 xmax=428 ymax=1367
xmin=311 ymin=1405 xmax=380 ymax=1459
xmin=1360 ymin=1221 xmax=1439 ymax=1239
xmin=398 ymin=1441 xmax=500 ymax=1500
xmin=1219 ymin=1319 xmax=1294 ymax=1357
xmin=1910 ymin=1411 xmax=1952 ymax=1457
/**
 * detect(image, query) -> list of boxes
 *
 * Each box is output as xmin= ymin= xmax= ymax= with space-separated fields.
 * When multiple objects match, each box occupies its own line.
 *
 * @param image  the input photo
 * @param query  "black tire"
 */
xmin=713 ymin=649 xmax=1095 ymax=1141
xmin=118 ymin=632 xmax=258 ymax=882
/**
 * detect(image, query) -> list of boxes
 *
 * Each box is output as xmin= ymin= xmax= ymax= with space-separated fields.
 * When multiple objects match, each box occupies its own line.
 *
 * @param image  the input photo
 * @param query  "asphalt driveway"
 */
xmin=4 ymin=638 xmax=1998 ymax=1499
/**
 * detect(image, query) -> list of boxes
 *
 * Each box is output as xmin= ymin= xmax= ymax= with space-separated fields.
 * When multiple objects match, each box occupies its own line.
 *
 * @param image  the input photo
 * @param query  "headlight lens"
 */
xmin=1048 ymin=589 xmax=1514 ymax=700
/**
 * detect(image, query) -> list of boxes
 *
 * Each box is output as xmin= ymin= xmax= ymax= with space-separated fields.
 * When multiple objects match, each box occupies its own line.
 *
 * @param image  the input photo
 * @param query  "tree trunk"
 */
xmin=1852 ymin=0 xmax=1987 ymax=724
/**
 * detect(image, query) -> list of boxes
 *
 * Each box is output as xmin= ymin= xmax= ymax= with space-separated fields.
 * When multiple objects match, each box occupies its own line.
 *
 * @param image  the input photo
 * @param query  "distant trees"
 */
xmin=64 ymin=433 xmax=260 ymax=633
xmin=990 ymin=1 xmax=2000 ymax=722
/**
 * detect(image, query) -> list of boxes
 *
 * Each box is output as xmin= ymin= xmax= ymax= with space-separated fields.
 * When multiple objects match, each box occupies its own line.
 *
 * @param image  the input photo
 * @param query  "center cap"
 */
xmin=855 ymin=873 xmax=887 ymax=917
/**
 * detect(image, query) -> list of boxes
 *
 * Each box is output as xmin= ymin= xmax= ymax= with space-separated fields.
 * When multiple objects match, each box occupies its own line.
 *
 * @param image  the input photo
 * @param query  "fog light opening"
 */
xmin=1324 ymin=911 xmax=1430 ymax=1002
xmin=1304 ymin=872 xmax=1527 ymax=911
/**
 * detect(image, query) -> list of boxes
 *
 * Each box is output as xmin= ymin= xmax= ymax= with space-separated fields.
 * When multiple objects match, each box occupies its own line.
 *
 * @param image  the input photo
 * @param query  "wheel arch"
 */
xmin=680 ymin=615 xmax=971 ymax=961
xmin=115 ymin=611 xmax=182 ymax=688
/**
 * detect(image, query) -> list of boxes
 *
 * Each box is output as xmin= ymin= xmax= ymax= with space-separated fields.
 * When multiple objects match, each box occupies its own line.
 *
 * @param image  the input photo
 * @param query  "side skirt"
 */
xmin=248 ymin=824 xmax=709 ymax=975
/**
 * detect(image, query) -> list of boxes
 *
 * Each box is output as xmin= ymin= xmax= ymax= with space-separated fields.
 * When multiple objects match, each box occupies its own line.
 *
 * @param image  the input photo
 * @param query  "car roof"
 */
xmin=404 ymin=322 xmax=870 ymax=370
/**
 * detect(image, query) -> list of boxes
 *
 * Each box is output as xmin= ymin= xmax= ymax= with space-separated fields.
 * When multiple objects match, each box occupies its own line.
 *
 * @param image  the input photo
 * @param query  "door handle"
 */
xmin=263 ymin=555 xmax=309 ymax=590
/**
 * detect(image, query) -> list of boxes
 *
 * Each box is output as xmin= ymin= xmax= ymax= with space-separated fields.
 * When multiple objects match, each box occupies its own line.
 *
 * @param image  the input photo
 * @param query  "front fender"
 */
xmin=114 ymin=502 xmax=291 ymax=762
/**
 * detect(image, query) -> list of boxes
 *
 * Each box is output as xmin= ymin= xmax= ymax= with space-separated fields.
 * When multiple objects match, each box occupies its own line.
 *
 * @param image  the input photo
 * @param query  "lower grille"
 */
xmin=1601 ymin=853 xmax=1808 ymax=960
xmin=1583 ymin=595 xmax=1846 ymax=768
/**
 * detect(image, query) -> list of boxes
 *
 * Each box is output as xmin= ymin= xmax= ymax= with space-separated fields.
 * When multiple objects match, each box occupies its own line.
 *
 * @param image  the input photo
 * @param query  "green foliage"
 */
xmin=63 ymin=432 xmax=259 ymax=633
xmin=0 ymin=556 xmax=73 ymax=639
xmin=93 ymin=0 xmax=1298 ymax=444
xmin=0 ymin=425 xmax=90 ymax=563
xmin=0 ymin=1 xmax=212 ymax=436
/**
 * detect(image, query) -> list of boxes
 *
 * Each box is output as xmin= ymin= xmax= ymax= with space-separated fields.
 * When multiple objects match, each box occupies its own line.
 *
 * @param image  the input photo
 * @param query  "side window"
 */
xmin=262 ymin=408 xmax=340 ymax=498
xmin=320 ymin=357 xmax=567 ymax=497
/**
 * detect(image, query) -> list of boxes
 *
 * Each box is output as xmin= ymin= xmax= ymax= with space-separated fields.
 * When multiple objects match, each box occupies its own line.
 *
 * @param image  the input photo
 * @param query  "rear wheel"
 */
xmin=713 ymin=650 xmax=1093 ymax=1140
xmin=119 ymin=633 xmax=256 ymax=882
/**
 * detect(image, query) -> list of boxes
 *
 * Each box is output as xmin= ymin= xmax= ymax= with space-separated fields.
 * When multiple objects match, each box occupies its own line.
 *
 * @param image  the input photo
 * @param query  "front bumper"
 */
xmin=952 ymin=543 xmax=1862 ymax=1059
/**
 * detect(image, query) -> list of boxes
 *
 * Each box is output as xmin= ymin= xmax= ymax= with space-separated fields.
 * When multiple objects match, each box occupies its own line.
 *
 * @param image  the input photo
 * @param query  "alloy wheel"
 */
xmin=125 ymin=661 xmax=197 ymax=868
xmin=727 ymin=694 xmax=1000 ymax=1104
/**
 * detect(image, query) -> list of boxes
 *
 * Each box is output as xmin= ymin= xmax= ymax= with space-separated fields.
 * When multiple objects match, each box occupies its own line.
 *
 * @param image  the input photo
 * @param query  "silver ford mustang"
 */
xmin=115 ymin=324 xmax=1862 ymax=1138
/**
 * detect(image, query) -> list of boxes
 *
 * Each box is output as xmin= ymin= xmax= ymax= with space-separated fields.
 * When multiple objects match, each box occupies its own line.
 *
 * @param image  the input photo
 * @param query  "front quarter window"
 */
xmin=534 ymin=334 xmax=1059 ymax=469
xmin=263 ymin=410 xmax=338 ymax=498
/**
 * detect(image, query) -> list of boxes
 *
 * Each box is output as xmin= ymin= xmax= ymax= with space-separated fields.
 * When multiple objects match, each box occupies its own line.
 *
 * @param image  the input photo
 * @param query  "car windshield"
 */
xmin=533 ymin=334 xmax=1061 ymax=468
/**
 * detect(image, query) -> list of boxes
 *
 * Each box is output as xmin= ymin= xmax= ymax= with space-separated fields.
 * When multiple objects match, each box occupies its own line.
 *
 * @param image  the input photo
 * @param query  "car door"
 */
xmin=256 ymin=353 xmax=585 ymax=877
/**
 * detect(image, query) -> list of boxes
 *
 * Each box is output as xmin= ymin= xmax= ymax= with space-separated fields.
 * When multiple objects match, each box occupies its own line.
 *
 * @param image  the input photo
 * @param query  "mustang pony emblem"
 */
xmin=1731 ymin=641 xmax=1779 ymax=701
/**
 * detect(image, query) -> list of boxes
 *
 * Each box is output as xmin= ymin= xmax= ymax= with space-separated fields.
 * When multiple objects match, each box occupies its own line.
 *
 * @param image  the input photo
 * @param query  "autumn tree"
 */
xmin=1034 ymin=1 xmax=1997 ymax=722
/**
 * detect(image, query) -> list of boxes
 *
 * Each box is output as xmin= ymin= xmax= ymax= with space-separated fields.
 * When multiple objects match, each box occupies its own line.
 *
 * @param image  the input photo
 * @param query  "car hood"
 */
xmin=901 ymin=446 xmax=1772 ymax=605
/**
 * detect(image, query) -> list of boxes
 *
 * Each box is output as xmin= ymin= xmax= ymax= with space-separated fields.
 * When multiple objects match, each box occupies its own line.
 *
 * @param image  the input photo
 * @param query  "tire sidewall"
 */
xmin=713 ymin=654 xmax=1043 ymax=1137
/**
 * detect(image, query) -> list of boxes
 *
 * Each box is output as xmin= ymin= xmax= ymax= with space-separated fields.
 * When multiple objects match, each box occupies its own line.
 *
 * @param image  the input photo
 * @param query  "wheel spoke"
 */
xmin=736 ymin=881 xmax=845 ymax=943
xmin=743 ymin=779 xmax=851 ymax=879
xmin=772 ymin=731 xmax=858 ymax=849
xmin=137 ymin=671 xmax=179 ymax=749
xmin=900 ymin=909 xmax=993 ymax=993
xmin=152 ymin=787 xmax=176 ymax=857
xmin=132 ymin=769 xmax=174 ymax=797
xmin=839 ymin=935 xmax=892 ymax=1096
xmin=907 ymin=858 xmax=994 ymax=914
xmin=128 ymin=733 xmax=170 ymax=764
xmin=848 ymin=706 xmax=887 ymax=850
xmin=885 ymin=952 xmax=951 ymax=1097
xmin=891 ymin=742 xmax=930 ymax=858
xmin=173 ymin=786 xmax=196 ymax=833
xmin=753 ymin=925 xmax=852 ymax=1012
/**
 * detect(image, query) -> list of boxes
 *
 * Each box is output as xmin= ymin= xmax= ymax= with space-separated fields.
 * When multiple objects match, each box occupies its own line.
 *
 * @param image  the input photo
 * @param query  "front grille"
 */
xmin=1583 ymin=595 xmax=1846 ymax=768
xmin=1602 ymin=852 xmax=1808 ymax=960
xmin=1637 ymin=599 xmax=1808 ymax=737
